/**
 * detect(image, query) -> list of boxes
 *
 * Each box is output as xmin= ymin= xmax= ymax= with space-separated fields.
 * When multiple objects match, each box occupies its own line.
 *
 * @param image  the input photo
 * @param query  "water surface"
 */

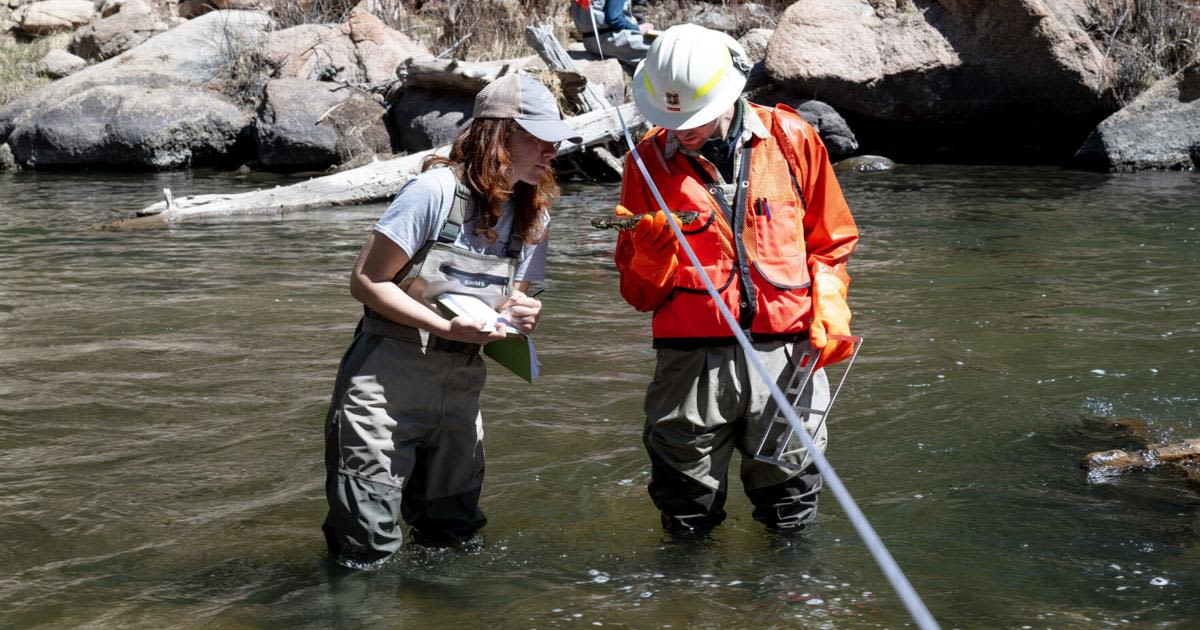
xmin=1 ymin=165 xmax=1198 ymax=628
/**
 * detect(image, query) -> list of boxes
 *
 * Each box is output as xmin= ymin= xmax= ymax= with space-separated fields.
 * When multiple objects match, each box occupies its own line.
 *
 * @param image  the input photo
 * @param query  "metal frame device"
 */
xmin=753 ymin=334 xmax=864 ymax=471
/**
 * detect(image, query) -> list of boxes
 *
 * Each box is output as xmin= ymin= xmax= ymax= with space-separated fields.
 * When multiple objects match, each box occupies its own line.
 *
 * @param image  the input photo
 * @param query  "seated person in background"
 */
xmin=571 ymin=0 xmax=655 ymax=67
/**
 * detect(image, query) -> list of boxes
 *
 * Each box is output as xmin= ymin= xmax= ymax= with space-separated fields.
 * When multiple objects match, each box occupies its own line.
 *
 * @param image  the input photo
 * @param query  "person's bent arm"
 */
xmin=350 ymin=232 xmax=507 ymax=344
xmin=794 ymin=121 xmax=858 ymax=366
xmin=498 ymin=281 xmax=543 ymax=334
xmin=798 ymin=124 xmax=858 ymax=279
xmin=615 ymin=148 xmax=677 ymax=312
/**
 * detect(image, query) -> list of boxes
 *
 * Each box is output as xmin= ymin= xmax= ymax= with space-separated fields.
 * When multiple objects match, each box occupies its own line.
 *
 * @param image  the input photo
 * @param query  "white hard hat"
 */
xmin=632 ymin=23 xmax=751 ymax=130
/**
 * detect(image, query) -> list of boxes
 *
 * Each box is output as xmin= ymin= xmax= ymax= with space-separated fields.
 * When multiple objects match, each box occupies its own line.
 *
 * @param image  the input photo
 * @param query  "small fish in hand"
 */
xmin=590 ymin=208 xmax=700 ymax=231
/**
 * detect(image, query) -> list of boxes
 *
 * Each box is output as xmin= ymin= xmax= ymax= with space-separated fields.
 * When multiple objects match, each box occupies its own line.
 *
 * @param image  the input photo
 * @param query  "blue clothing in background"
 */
xmin=604 ymin=0 xmax=639 ymax=32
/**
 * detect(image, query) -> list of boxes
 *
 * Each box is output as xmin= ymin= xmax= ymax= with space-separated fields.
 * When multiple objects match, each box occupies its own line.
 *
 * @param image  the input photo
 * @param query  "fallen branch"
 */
xmin=524 ymin=23 xmax=608 ymax=113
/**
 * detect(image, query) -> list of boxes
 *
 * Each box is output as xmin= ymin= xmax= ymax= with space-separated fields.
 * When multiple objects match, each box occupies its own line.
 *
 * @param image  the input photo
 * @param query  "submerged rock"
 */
xmin=834 ymin=155 xmax=893 ymax=173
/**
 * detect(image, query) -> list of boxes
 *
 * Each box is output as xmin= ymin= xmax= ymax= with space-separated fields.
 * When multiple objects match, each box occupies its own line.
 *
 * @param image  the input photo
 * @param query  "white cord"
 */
xmin=582 ymin=9 xmax=939 ymax=629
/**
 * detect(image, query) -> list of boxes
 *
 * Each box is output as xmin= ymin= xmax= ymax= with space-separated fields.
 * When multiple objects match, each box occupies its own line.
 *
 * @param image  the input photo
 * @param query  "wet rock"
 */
xmin=834 ymin=155 xmax=893 ymax=173
xmin=792 ymin=99 xmax=858 ymax=159
xmin=255 ymin=78 xmax=390 ymax=171
xmin=752 ymin=88 xmax=858 ymax=160
xmin=70 ymin=0 xmax=170 ymax=61
xmin=1075 ymin=59 xmax=1200 ymax=172
xmin=766 ymin=0 xmax=1108 ymax=124
xmin=36 ymin=48 xmax=86 ymax=78
xmin=8 ymin=84 xmax=252 ymax=169
xmin=389 ymin=87 xmax=473 ymax=153
xmin=13 ymin=0 xmax=95 ymax=35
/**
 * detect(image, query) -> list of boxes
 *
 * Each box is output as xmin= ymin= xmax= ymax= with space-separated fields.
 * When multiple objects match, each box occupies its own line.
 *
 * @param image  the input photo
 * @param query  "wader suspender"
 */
xmin=399 ymin=181 xmax=473 ymax=279
xmin=392 ymin=180 xmax=526 ymax=280
xmin=684 ymin=151 xmax=756 ymax=330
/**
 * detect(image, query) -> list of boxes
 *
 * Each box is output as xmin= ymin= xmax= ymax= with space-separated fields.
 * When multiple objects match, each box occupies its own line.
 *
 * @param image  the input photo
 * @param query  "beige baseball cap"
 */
xmin=474 ymin=74 xmax=583 ymax=144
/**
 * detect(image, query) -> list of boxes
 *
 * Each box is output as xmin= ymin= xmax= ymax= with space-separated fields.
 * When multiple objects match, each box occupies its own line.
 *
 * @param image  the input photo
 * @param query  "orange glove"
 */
xmin=616 ymin=205 xmax=678 ymax=288
xmin=809 ymin=263 xmax=853 ymax=368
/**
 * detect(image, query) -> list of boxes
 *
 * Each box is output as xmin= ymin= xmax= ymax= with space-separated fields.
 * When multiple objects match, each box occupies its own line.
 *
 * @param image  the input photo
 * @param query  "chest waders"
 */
xmin=639 ymin=140 xmax=832 ymax=534
xmin=359 ymin=178 xmax=526 ymax=348
xmin=323 ymin=175 xmax=526 ymax=567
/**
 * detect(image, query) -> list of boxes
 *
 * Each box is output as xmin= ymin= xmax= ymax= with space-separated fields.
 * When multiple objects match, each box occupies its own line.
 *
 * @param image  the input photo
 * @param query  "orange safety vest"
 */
xmin=616 ymin=102 xmax=858 ymax=347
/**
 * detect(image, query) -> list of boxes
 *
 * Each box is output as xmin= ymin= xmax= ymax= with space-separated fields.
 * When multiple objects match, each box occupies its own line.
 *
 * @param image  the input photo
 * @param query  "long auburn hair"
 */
xmin=422 ymin=118 xmax=557 ymax=244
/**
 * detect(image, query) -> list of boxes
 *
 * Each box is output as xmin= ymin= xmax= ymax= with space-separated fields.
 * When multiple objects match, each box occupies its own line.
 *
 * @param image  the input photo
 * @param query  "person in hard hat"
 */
xmin=571 ymin=0 xmax=655 ymax=67
xmin=321 ymin=74 xmax=581 ymax=567
xmin=614 ymin=23 xmax=859 ymax=534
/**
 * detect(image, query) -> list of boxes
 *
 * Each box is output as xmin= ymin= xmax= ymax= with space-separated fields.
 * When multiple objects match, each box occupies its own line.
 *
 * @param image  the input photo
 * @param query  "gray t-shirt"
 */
xmin=373 ymin=167 xmax=549 ymax=282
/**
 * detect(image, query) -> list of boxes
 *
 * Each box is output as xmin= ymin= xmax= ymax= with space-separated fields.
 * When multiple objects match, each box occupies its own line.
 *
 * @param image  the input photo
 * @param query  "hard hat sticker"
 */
xmin=665 ymin=92 xmax=681 ymax=112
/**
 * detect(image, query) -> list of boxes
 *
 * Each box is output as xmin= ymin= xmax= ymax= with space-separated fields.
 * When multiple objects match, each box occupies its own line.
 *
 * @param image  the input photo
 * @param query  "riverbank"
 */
xmin=1 ymin=0 xmax=1198 ymax=179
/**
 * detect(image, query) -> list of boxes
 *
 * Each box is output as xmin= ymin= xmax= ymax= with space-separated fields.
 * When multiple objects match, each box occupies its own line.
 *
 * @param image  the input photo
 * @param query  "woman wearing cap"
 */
xmin=614 ymin=24 xmax=859 ymax=534
xmin=321 ymin=74 xmax=581 ymax=567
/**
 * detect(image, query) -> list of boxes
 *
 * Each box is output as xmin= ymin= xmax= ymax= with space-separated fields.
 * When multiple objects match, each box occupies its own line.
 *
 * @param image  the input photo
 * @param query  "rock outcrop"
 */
xmin=389 ymin=88 xmax=474 ymax=153
xmin=265 ymin=3 xmax=428 ymax=84
xmin=0 ymin=10 xmax=271 ymax=168
xmin=36 ymin=49 xmax=87 ymax=78
xmin=12 ymin=0 xmax=95 ymax=35
xmin=765 ymin=0 xmax=1112 ymax=158
xmin=179 ymin=0 xmax=271 ymax=19
xmin=8 ymin=85 xmax=252 ymax=168
xmin=739 ymin=28 xmax=773 ymax=65
xmin=767 ymin=0 xmax=1108 ymax=121
xmin=255 ymin=78 xmax=390 ymax=171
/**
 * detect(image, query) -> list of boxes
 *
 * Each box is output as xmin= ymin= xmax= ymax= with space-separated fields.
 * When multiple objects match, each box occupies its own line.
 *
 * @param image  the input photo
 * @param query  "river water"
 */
xmin=1 ymin=165 xmax=1198 ymax=629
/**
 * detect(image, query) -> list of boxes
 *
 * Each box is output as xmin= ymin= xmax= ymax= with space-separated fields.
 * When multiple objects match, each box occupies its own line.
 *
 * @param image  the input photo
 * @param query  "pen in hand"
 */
xmin=529 ymin=288 xmax=545 ymax=299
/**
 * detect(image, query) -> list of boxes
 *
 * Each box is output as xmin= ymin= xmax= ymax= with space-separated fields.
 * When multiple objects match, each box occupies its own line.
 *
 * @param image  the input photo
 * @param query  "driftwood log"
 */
xmin=109 ymin=26 xmax=643 ymax=229
xmin=399 ymin=57 xmax=521 ymax=93
xmin=106 ymin=104 xmax=645 ymax=229
xmin=524 ymin=23 xmax=609 ymax=113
